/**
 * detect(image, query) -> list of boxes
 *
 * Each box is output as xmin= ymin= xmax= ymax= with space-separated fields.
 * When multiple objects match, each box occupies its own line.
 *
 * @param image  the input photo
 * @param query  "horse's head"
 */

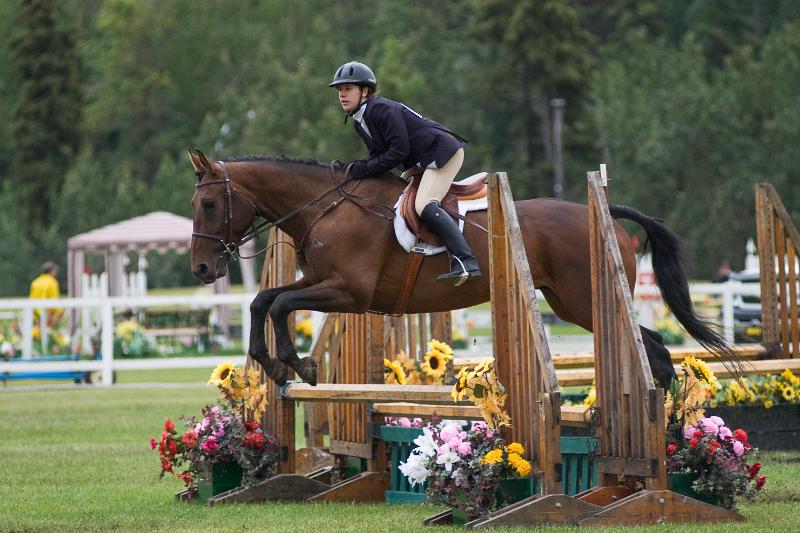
xmin=188 ymin=148 xmax=258 ymax=284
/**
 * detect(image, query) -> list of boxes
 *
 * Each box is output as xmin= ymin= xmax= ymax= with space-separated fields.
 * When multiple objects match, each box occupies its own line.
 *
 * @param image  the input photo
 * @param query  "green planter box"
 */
xmin=667 ymin=472 xmax=719 ymax=506
xmin=380 ymin=426 xmax=598 ymax=504
xmin=197 ymin=461 xmax=243 ymax=504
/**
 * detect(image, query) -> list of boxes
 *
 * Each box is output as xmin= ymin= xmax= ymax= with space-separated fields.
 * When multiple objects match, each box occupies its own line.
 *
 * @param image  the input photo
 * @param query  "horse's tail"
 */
xmin=609 ymin=204 xmax=742 ymax=375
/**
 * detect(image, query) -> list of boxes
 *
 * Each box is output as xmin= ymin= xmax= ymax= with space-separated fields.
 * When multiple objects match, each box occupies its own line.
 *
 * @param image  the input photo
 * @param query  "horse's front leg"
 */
xmin=248 ymin=278 xmax=311 ymax=385
xmin=268 ymin=279 xmax=358 ymax=386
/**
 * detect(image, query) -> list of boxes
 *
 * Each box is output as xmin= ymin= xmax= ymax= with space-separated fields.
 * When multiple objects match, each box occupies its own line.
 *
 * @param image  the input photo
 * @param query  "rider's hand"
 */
xmin=349 ymin=160 xmax=369 ymax=180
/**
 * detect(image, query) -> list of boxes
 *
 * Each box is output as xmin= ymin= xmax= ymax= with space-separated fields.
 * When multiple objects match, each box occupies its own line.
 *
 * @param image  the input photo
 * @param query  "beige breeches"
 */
xmin=414 ymin=148 xmax=464 ymax=216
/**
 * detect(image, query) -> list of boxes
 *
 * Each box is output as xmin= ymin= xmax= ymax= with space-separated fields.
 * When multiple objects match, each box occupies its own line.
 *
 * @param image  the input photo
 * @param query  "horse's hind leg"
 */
xmin=248 ymin=278 xmax=311 ymax=385
xmin=268 ymin=279 xmax=359 ymax=386
xmin=641 ymin=326 xmax=677 ymax=388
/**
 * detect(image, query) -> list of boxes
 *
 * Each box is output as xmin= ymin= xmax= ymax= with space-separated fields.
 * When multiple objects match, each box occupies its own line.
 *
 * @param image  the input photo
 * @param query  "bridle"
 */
xmin=192 ymin=160 xmax=396 ymax=270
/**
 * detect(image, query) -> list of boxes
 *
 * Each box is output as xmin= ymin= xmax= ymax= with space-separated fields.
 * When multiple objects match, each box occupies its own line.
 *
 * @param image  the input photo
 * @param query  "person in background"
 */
xmin=29 ymin=261 xmax=62 ymax=324
xmin=712 ymin=259 xmax=731 ymax=283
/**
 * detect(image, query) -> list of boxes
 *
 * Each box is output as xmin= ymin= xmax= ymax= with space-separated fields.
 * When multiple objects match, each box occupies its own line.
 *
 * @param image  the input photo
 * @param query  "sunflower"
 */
xmin=422 ymin=350 xmax=448 ymax=382
xmin=208 ymin=360 xmax=236 ymax=387
xmin=782 ymin=386 xmax=796 ymax=402
xmin=681 ymin=356 xmax=719 ymax=394
xmin=481 ymin=448 xmax=503 ymax=465
xmin=427 ymin=339 xmax=454 ymax=357
xmin=384 ymin=358 xmax=407 ymax=385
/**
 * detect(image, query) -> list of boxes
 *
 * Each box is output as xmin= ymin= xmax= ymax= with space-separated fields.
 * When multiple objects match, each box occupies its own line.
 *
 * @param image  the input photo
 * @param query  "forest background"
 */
xmin=1 ymin=0 xmax=799 ymax=296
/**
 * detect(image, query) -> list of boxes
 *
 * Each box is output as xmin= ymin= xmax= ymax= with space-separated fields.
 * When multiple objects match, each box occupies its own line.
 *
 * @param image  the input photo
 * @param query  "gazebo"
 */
xmin=66 ymin=211 xmax=257 ymax=298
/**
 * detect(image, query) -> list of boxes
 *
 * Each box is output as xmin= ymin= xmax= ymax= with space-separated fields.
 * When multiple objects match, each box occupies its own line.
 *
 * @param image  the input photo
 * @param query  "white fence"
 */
xmin=0 ymin=280 xmax=762 ymax=387
xmin=0 ymin=293 xmax=257 ymax=386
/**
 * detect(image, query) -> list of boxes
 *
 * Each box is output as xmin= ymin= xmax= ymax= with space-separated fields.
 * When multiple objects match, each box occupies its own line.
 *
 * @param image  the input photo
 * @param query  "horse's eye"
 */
xmin=195 ymin=170 xmax=205 ymax=179
xmin=202 ymin=199 xmax=215 ymax=210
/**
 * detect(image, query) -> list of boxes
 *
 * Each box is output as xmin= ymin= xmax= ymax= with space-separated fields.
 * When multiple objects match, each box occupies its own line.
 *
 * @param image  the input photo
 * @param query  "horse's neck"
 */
xmin=234 ymin=162 xmax=341 ymax=241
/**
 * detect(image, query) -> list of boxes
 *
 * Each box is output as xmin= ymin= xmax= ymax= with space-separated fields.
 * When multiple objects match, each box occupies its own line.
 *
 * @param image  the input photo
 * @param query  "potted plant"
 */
xmin=152 ymin=361 xmax=279 ymax=503
xmin=664 ymin=356 xmax=766 ymax=509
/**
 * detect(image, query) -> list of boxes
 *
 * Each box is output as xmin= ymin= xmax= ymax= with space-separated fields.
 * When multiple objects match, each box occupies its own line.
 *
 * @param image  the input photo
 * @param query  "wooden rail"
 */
xmin=756 ymin=183 xmax=800 ymax=358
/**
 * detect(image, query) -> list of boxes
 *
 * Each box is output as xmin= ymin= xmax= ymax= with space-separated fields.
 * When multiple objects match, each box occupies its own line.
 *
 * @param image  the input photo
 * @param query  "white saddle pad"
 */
xmin=393 ymin=196 xmax=488 ymax=256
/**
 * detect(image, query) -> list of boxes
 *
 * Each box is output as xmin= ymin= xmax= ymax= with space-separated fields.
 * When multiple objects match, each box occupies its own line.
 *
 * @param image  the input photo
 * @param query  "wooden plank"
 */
xmin=756 ymin=185 xmax=780 ymax=346
xmin=283 ymin=383 xmax=466 ymax=403
xmin=788 ymin=242 xmax=799 ymax=357
xmin=371 ymin=402 xmax=592 ymax=427
xmin=206 ymin=474 xmax=330 ymax=505
xmin=468 ymin=494 xmax=601 ymax=528
xmin=306 ymin=471 xmax=390 ymax=503
xmin=597 ymin=456 xmax=657 ymax=477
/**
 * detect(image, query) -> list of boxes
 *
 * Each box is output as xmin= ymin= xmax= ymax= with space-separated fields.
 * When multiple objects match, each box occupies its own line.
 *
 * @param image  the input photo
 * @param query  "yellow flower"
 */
xmin=764 ymin=399 xmax=774 ymax=409
xmin=422 ymin=350 xmax=448 ymax=382
xmin=428 ymin=339 xmax=454 ymax=357
xmin=583 ymin=385 xmax=597 ymax=407
xmin=508 ymin=453 xmax=532 ymax=477
xmin=296 ymin=318 xmax=313 ymax=337
xmin=481 ymin=448 xmax=503 ymax=465
xmin=208 ymin=360 xmax=236 ymax=387
xmin=384 ymin=358 xmax=407 ymax=385
xmin=783 ymin=386 xmax=796 ymax=402
xmin=681 ymin=356 xmax=719 ymax=394
xmin=505 ymin=442 xmax=525 ymax=455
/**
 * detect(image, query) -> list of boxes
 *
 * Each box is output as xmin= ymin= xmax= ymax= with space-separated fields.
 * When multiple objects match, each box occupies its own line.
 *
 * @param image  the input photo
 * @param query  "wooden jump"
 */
xmin=756 ymin=183 xmax=800 ymax=359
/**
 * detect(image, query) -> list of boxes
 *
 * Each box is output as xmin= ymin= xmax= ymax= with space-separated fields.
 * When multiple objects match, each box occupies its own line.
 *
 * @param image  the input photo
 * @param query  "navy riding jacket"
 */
xmin=352 ymin=96 xmax=465 ymax=177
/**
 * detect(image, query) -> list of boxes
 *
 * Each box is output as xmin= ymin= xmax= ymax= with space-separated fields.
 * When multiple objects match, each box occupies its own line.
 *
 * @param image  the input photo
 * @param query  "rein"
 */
xmin=192 ymin=160 xmax=397 ymax=265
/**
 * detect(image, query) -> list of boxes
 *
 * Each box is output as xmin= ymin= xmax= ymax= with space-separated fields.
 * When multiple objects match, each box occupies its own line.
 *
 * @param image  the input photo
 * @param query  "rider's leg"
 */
xmin=415 ymin=149 xmax=481 ymax=286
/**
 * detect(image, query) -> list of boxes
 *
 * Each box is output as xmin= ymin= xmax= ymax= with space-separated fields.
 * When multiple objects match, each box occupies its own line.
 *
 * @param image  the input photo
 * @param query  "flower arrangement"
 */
xmin=666 ymin=415 xmax=766 ymax=509
xmin=152 ymin=361 xmax=278 ymax=490
xmin=452 ymin=358 xmax=510 ymax=429
xmin=114 ymin=318 xmax=154 ymax=358
xmin=383 ymin=416 xmax=424 ymax=428
xmin=399 ymin=419 xmax=532 ymax=520
xmin=713 ymin=369 xmax=800 ymax=408
xmin=384 ymin=339 xmax=454 ymax=385
xmin=664 ymin=356 xmax=718 ymax=428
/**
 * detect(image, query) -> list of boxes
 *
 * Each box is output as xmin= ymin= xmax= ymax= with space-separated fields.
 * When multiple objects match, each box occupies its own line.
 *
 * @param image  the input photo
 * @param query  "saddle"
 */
xmin=400 ymin=170 xmax=488 ymax=246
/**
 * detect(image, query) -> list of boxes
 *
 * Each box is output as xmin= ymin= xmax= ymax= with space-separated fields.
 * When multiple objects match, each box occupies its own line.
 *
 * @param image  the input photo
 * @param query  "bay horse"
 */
xmin=188 ymin=148 xmax=735 ymax=388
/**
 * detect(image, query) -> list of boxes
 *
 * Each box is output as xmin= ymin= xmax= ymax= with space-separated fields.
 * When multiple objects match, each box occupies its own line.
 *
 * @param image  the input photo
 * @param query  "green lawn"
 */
xmin=1 ymin=383 xmax=797 ymax=532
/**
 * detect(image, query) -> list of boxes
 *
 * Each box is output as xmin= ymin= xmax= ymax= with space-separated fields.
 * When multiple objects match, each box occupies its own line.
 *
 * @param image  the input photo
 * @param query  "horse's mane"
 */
xmin=224 ymin=154 xmax=346 ymax=170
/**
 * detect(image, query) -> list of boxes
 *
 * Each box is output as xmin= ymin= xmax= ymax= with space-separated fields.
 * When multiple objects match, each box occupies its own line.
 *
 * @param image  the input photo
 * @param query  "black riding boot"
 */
xmin=420 ymin=201 xmax=481 ymax=286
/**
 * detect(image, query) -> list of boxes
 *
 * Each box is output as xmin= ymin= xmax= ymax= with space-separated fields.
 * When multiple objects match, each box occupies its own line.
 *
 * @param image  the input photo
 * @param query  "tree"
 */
xmin=8 ymin=0 xmax=81 ymax=232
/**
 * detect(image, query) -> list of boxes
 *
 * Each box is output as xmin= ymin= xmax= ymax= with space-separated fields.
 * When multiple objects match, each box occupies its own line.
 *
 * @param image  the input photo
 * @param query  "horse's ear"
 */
xmin=187 ymin=147 xmax=214 ymax=174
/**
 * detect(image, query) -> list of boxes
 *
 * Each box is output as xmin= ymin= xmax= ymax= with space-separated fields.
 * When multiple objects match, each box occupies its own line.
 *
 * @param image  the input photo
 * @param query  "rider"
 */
xmin=329 ymin=60 xmax=481 ymax=286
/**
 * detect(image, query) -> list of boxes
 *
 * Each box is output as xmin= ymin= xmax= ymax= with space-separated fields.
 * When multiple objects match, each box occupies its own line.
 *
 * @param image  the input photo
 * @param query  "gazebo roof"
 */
xmin=67 ymin=211 xmax=193 ymax=254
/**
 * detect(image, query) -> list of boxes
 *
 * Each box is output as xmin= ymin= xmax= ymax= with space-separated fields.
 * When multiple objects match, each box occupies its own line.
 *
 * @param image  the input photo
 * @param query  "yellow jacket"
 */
xmin=29 ymin=273 xmax=62 ymax=319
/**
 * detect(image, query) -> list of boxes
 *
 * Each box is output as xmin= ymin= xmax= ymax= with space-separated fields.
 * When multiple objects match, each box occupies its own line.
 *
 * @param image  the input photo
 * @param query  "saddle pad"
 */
xmin=393 ymin=196 xmax=488 ymax=256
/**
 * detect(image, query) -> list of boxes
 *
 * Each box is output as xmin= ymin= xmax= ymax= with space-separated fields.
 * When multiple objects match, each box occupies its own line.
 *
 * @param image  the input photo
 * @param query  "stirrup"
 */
xmin=436 ymin=256 xmax=475 ymax=287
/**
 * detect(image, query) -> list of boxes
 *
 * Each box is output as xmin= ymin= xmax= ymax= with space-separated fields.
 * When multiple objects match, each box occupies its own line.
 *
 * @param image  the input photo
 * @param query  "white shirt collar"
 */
xmin=352 ymin=100 xmax=367 ymax=122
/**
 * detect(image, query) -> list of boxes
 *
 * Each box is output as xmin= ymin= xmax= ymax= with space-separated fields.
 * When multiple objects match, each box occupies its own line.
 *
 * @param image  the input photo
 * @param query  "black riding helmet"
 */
xmin=328 ymin=61 xmax=377 ymax=90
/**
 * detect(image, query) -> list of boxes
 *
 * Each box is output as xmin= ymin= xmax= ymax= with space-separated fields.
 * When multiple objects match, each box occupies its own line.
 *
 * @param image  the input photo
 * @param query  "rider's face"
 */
xmin=337 ymin=84 xmax=367 ymax=113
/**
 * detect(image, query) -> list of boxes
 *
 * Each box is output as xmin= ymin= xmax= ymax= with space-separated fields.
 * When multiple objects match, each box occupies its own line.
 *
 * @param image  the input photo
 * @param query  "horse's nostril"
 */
xmin=195 ymin=263 xmax=209 ymax=276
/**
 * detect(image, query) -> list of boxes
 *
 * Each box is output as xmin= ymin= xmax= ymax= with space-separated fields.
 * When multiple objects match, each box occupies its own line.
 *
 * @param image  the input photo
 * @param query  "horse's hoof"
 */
xmin=262 ymin=357 xmax=289 ymax=386
xmin=295 ymin=357 xmax=318 ymax=386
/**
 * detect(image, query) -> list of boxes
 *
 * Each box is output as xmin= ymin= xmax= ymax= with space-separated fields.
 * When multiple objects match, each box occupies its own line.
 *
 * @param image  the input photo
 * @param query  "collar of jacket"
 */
xmin=344 ymin=99 xmax=368 ymax=124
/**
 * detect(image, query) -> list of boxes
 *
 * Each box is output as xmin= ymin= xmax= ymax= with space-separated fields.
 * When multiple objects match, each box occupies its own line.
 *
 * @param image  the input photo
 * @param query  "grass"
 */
xmin=1 ymin=379 xmax=798 ymax=532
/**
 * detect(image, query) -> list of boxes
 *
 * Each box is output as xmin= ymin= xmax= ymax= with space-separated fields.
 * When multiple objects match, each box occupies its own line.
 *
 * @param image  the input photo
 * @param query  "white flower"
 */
xmin=413 ymin=428 xmax=438 ymax=457
xmin=436 ymin=444 xmax=461 ymax=472
xmin=399 ymin=453 xmax=430 ymax=486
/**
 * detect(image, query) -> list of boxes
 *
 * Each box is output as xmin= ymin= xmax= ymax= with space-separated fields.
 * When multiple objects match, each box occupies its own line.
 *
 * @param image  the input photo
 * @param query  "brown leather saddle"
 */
xmin=400 ymin=171 xmax=488 ymax=246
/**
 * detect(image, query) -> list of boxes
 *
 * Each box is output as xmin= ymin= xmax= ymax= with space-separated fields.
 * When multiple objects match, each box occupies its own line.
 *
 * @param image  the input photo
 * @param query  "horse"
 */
xmin=188 ymin=148 xmax=736 ymax=388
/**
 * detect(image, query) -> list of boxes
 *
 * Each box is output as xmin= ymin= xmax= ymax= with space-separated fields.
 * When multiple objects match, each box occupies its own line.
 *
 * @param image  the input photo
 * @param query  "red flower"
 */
xmin=182 ymin=430 xmax=198 ymax=448
xmin=707 ymin=439 xmax=720 ymax=453
xmin=150 ymin=438 xmax=157 ymax=449
xmin=756 ymin=476 xmax=767 ymax=490
xmin=164 ymin=418 xmax=175 ymax=432
xmin=733 ymin=429 xmax=748 ymax=443
xmin=244 ymin=420 xmax=260 ymax=431
xmin=749 ymin=463 xmax=762 ymax=479
xmin=689 ymin=438 xmax=699 ymax=447
xmin=177 ymin=472 xmax=193 ymax=486
xmin=667 ymin=444 xmax=677 ymax=455
xmin=243 ymin=432 xmax=267 ymax=450
xmin=167 ymin=438 xmax=178 ymax=457
xmin=693 ymin=430 xmax=704 ymax=438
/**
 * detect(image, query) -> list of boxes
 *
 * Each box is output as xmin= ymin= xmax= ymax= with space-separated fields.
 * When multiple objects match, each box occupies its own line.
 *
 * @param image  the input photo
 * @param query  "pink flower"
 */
xmin=718 ymin=425 xmax=732 ymax=440
xmin=471 ymin=421 xmax=488 ymax=432
xmin=732 ymin=440 xmax=745 ymax=457
xmin=440 ymin=422 xmax=463 ymax=442
xmin=700 ymin=418 xmax=719 ymax=436
xmin=683 ymin=425 xmax=697 ymax=439
xmin=708 ymin=416 xmax=725 ymax=426
xmin=200 ymin=436 xmax=220 ymax=453
xmin=456 ymin=440 xmax=472 ymax=457
xmin=398 ymin=417 xmax=412 ymax=428
xmin=412 ymin=418 xmax=423 ymax=428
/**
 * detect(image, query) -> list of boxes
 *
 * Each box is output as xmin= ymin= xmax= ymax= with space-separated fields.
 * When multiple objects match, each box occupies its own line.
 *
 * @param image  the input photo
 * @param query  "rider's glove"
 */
xmin=349 ymin=160 xmax=370 ymax=180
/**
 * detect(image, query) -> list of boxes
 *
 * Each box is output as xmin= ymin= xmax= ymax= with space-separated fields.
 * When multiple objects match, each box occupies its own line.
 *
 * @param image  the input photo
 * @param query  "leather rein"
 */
xmin=191 ymin=160 xmax=396 ymax=266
